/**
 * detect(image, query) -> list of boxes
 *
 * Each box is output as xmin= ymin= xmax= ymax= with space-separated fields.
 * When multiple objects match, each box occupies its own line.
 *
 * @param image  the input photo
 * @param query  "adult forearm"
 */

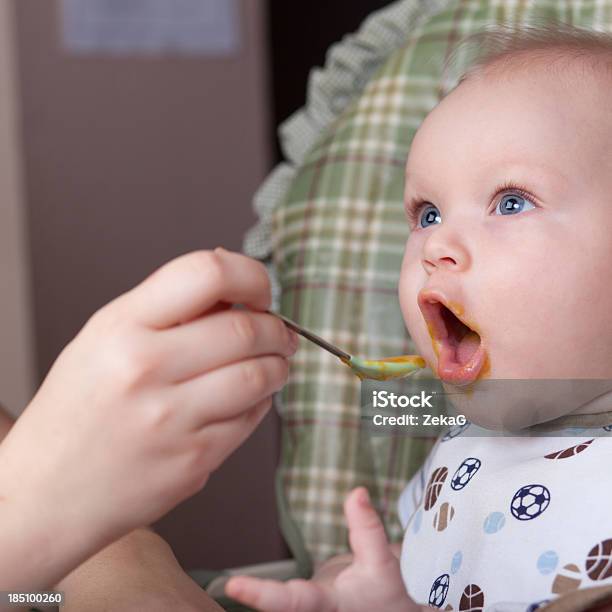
xmin=0 ymin=407 xmax=82 ymax=591
xmin=0 ymin=474 xmax=119 ymax=594
xmin=0 ymin=420 xmax=120 ymax=593
xmin=0 ymin=407 xmax=83 ymax=593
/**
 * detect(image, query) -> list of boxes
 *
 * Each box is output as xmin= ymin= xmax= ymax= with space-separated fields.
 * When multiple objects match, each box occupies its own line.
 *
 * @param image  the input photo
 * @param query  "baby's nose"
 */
xmin=421 ymin=229 xmax=471 ymax=273
xmin=422 ymin=255 xmax=458 ymax=274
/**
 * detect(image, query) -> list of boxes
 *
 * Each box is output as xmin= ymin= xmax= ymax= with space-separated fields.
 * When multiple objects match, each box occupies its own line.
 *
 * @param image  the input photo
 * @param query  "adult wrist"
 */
xmin=0 ymin=449 xmax=118 ymax=591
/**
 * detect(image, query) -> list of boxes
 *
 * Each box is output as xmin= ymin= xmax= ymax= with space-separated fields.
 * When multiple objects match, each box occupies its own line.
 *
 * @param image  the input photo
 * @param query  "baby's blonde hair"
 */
xmin=444 ymin=21 xmax=612 ymax=92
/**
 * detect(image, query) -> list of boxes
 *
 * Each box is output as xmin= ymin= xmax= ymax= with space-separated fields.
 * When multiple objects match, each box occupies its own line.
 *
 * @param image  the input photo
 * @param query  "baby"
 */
xmin=226 ymin=23 xmax=612 ymax=612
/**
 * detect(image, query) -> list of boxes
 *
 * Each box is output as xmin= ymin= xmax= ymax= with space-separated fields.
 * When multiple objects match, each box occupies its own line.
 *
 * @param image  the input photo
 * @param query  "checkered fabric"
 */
xmin=243 ymin=0 xmax=612 ymax=574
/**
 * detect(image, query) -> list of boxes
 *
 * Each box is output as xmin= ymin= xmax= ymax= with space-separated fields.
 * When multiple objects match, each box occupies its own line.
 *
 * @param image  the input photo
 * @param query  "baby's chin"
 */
xmin=441 ymin=383 xmax=541 ymax=431
xmin=409 ymin=331 xmax=594 ymax=429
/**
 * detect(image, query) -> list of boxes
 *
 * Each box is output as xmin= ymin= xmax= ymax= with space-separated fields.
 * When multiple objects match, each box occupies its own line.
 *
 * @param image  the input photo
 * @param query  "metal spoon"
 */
xmin=267 ymin=310 xmax=425 ymax=381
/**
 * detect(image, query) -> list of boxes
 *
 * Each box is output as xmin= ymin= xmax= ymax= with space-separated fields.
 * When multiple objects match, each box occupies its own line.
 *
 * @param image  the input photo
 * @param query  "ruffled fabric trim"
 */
xmin=242 ymin=0 xmax=451 ymax=311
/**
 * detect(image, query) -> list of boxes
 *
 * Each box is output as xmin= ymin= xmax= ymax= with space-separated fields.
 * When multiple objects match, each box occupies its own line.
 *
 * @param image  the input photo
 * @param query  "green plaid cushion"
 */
xmin=244 ymin=0 xmax=612 ymax=573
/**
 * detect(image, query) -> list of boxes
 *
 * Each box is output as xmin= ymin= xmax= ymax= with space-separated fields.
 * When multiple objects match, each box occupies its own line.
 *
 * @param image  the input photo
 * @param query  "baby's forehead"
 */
xmin=431 ymin=58 xmax=609 ymax=128
xmin=406 ymin=61 xmax=612 ymax=182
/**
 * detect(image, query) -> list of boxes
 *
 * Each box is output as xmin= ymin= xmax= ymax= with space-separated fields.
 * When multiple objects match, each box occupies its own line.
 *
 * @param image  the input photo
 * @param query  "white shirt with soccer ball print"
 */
xmin=397 ymin=421 xmax=612 ymax=611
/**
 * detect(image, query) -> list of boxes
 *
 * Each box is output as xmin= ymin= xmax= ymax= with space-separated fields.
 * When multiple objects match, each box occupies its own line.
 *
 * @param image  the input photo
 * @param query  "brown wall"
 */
xmin=0 ymin=2 xmax=35 ymax=417
xmin=13 ymin=0 xmax=287 ymax=570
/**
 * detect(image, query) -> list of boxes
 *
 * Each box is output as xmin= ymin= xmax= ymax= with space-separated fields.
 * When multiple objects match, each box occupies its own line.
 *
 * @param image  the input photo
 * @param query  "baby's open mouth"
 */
xmin=418 ymin=291 xmax=487 ymax=386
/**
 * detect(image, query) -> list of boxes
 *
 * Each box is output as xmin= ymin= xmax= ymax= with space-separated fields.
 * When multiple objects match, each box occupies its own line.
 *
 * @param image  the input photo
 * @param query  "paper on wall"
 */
xmin=61 ymin=0 xmax=240 ymax=56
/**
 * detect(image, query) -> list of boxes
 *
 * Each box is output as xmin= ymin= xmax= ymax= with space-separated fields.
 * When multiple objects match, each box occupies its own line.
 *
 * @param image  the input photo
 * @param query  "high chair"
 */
xmin=191 ymin=1 xmax=612 ymax=609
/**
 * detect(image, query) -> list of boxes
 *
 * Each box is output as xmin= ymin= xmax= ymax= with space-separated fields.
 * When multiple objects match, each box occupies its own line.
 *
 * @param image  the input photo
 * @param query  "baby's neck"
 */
xmin=566 ymin=386 xmax=612 ymax=419
xmin=527 ymin=388 xmax=612 ymax=432
xmin=448 ymin=380 xmax=612 ymax=431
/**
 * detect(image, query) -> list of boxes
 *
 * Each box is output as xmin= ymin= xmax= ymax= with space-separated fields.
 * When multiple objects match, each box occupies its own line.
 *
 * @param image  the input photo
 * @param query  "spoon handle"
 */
xmin=266 ymin=310 xmax=351 ymax=361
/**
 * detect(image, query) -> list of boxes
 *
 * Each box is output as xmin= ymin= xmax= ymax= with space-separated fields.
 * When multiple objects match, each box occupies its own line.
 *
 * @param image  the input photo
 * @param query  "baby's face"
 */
xmin=399 ymin=67 xmax=612 ymax=401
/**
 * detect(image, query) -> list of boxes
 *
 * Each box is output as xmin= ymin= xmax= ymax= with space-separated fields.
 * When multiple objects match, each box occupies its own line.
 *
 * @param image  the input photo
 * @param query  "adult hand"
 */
xmin=0 ymin=248 xmax=297 ymax=589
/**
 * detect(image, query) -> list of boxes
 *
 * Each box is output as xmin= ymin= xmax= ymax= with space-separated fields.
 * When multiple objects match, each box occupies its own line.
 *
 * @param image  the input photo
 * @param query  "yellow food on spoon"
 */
xmin=340 ymin=355 xmax=426 ymax=381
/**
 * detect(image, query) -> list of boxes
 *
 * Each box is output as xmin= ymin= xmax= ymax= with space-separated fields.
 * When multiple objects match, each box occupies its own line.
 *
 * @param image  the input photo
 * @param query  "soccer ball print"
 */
xmin=451 ymin=458 xmax=481 ymax=491
xmin=510 ymin=484 xmax=550 ymax=520
xmin=429 ymin=574 xmax=450 ymax=607
xmin=442 ymin=421 xmax=470 ymax=441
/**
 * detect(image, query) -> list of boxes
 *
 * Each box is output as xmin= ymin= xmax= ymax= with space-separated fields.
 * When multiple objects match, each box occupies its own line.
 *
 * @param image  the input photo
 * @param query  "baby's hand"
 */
xmin=0 ymin=248 xmax=297 ymax=586
xmin=225 ymin=488 xmax=425 ymax=612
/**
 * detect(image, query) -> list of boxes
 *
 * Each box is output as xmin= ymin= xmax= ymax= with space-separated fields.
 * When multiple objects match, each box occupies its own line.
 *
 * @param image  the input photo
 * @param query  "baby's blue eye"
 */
xmin=495 ymin=193 xmax=535 ymax=216
xmin=419 ymin=204 xmax=442 ymax=228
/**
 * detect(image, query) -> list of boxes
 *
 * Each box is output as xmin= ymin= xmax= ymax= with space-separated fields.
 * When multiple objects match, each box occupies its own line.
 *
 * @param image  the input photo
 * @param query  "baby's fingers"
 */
xmin=225 ymin=576 xmax=335 ymax=612
xmin=345 ymin=487 xmax=395 ymax=569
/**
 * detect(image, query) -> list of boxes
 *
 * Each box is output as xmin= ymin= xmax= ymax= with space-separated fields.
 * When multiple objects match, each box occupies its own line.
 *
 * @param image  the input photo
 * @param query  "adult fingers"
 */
xmin=176 ymin=355 xmax=289 ymax=428
xmin=344 ymin=488 xmax=395 ymax=569
xmin=115 ymin=248 xmax=272 ymax=329
xmin=225 ymin=576 xmax=335 ymax=612
xmin=194 ymin=396 xmax=273 ymax=473
xmin=156 ymin=309 xmax=298 ymax=382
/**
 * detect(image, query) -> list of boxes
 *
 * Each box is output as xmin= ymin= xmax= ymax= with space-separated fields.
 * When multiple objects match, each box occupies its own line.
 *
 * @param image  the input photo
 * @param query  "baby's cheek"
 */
xmin=398 ymin=265 xmax=420 ymax=331
xmin=398 ymin=271 xmax=433 ymax=361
